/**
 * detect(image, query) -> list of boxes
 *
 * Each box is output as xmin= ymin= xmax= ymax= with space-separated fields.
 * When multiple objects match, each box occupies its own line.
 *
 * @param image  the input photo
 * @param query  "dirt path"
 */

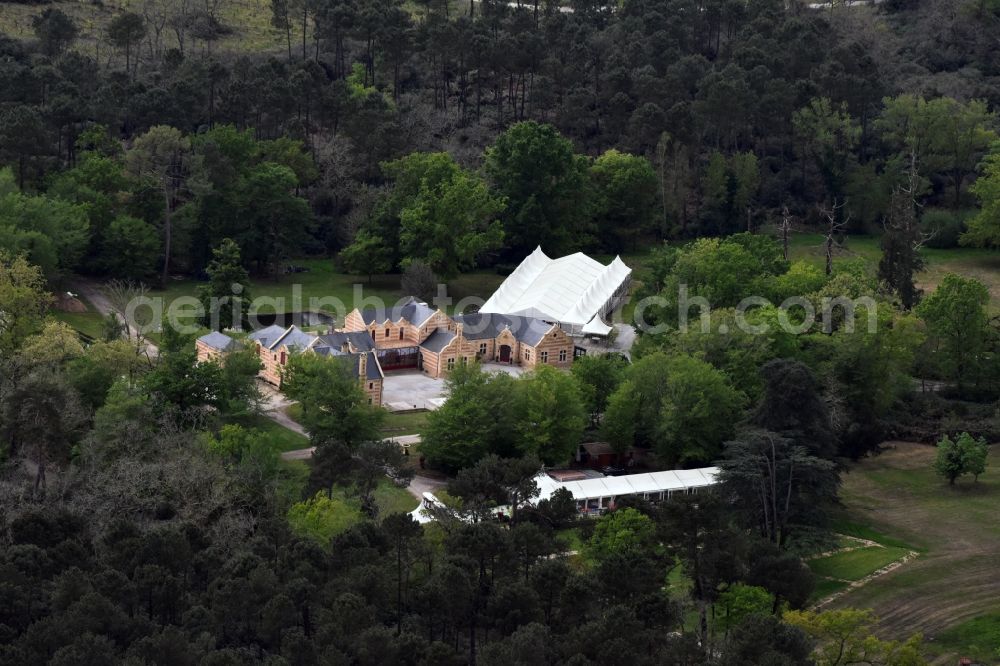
xmin=69 ymin=277 xmax=160 ymax=357
xmin=829 ymin=442 xmax=1000 ymax=647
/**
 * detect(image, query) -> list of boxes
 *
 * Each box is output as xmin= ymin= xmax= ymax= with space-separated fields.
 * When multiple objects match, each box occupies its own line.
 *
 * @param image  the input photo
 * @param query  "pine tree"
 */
xmin=199 ymin=239 xmax=252 ymax=331
xmin=878 ymin=186 xmax=924 ymax=309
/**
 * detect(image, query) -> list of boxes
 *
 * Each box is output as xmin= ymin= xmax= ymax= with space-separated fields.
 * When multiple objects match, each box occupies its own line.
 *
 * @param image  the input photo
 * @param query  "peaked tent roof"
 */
xmin=479 ymin=247 xmax=631 ymax=327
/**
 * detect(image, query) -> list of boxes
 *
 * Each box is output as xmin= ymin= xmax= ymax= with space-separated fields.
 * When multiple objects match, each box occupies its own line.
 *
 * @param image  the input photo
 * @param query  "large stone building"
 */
xmin=340 ymin=297 xmax=574 ymax=378
xmin=196 ymin=326 xmax=385 ymax=406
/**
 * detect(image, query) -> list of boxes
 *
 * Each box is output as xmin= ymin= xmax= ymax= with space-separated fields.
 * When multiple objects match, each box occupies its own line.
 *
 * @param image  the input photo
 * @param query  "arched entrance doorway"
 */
xmin=498 ymin=344 xmax=512 ymax=363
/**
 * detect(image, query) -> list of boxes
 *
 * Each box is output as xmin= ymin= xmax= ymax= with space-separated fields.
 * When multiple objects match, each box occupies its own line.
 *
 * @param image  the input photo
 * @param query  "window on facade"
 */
xmin=540 ymin=351 xmax=548 ymax=363
xmin=460 ymin=357 xmax=467 ymax=365
xmin=479 ymin=343 xmax=487 ymax=355
xmin=369 ymin=382 xmax=373 ymax=389
xmin=559 ymin=349 xmax=567 ymax=362
xmin=399 ymin=328 xmax=404 ymax=340
xmin=280 ymin=352 xmax=287 ymax=365
xmin=447 ymin=358 xmax=455 ymax=370
xmin=368 ymin=398 xmax=373 ymax=405
xmin=385 ymin=327 xmax=390 ymax=339
xmin=524 ymin=349 xmax=530 ymax=360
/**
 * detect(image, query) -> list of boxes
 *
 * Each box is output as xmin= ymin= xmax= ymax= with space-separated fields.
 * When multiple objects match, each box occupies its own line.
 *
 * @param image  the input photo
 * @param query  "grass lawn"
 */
xmin=286 ymin=404 xmax=429 ymax=438
xmin=372 ymin=478 xmax=420 ymax=515
xmin=224 ymin=413 xmax=308 ymax=452
xmin=52 ymin=310 xmax=106 ymax=340
xmin=381 ymin=410 xmax=430 ymax=435
xmin=787 ymin=232 xmax=1000 ymax=309
xmin=0 ymin=0 xmax=289 ymax=58
xmin=812 ymin=578 xmax=850 ymax=601
xmin=808 ymin=546 xmax=910 ymax=582
xmin=828 ymin=442 xmax=1000 ymax=662
xmin=151 ymin=258 xmax=403 ymax=323
xmin=555 ymin=526 xmax=586 ymax=553
xmin=926 ymin=612 xmax=1000 ymax=663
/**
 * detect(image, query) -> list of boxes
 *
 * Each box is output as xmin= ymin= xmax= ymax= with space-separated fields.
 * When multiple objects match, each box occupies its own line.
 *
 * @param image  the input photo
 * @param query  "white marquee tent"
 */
xmin=479 ymin=247 xmax=631 ymax=335
xmin=535 ymin=467 xmax=719 ymax=514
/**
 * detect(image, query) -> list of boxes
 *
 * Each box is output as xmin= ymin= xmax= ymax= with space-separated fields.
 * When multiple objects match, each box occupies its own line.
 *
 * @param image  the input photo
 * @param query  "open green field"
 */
xmin=381 ymin=410 xmax=430 ymax=436
xmin=809 ymin=545 xmax=911 ymax=582
xmin=51 ymin=309 xmax=106 ymax=341
xmin=829 ymin=441 xmax=1000 ymax=664
xmin=225 ymin=413 xmax=309 ymax=452
xmin=787 ymin=233 xmax=1000 ymax=309
xmin=152 ymin=258 xmax=403 ymax=321
xmin=0 ymin=0 xmax=289 ymax=58
xmin=284 ymin=405 xmax=427 ymax=440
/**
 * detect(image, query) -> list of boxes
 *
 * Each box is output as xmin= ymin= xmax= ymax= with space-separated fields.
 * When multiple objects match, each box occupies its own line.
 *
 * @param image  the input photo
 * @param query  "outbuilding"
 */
xmin=535 ymin=467 xmax=719 ymax=516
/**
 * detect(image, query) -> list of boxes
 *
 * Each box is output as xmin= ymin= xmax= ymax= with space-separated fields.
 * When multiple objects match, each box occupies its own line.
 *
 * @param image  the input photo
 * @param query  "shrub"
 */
xmin=920 ymin=208 xmax=967 ymax=248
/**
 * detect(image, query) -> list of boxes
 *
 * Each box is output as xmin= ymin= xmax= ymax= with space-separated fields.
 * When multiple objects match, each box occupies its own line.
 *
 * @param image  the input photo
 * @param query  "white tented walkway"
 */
xmin=535 ymin=467 xmax=719 ymax=515
xmin=480 ymin=247 xmax=631 ymax=335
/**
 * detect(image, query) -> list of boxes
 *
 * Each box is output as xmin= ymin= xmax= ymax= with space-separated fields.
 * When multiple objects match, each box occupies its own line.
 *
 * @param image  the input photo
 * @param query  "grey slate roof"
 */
xmin=354 ymin=351 xmax=384 ymax=380
xmin=358 ymin=296 xmax=437 ymax=327
xmin=453 ymin=313 xmax=553 ymax=347
xmin=249 ymin=325 xmax=316 ymax=351
xmin=272 ymin=326 xmax=315 ymax=351
xmin=310 ymin=346 xmax=382 ymax=380
xmin=197 ymin=331 xmax=239 ymax=352
xmin=314 ymin=330 xmax=376 ymax=353
xmin=248 ymin=324 xmax=287 ymax=349
xmin=419 ymin=327 xmax=456 ymax=353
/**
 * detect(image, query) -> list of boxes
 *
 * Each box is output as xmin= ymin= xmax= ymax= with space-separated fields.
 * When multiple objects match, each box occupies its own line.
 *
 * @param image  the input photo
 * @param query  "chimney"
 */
xmin=358 ymin=352 xmax=367 ymax=379
xmin=341 ymin=341 xmax=351 ymax=353
xmin=456 ymin=323 xmax=464 ymax=341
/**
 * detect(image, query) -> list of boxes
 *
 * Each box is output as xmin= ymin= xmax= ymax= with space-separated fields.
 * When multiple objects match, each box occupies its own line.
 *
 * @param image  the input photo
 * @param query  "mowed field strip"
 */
xmin=827 ymin=442 xmax=1000 ymax=663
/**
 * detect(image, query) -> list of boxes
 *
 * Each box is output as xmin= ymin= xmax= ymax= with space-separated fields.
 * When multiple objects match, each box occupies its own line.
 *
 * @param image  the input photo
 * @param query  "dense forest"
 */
xmin=4 ymin=0 xmax=1000 ymax=662
xmin=3 ymin=0 xmax=1000 ymax=282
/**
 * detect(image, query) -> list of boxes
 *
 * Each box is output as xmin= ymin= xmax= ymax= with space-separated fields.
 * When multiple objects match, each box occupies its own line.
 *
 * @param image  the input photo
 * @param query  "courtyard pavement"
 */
xmin=382 ymin=371 xmax=447 ymax=411
xmin=382 ymin=363 xmax=524 ymax=411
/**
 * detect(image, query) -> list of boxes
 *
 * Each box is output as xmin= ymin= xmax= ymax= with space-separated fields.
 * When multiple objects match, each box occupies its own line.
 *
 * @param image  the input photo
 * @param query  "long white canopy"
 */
xmin=480 ymin=247 xmax=631 ymax=329
xmin=535 ymin=467 xmax=719 ymax=503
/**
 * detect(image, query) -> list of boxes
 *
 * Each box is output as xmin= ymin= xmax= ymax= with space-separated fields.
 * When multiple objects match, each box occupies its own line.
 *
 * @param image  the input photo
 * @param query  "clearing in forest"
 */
xmin=830 ymin=441 xmax=1000 ymax=664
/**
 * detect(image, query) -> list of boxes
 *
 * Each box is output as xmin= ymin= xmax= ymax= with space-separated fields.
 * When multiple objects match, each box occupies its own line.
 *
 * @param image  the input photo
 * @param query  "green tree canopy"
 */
xmin=199 ymin=238 xmax=252 ymax=331
xmin=388 ymin=152 xmax=505 ymax=277
xmin=485 ymin=121 xmax=590 ymax=256
xmin=605 ymin=352 xmax=744 ymax=464
xmin=964 ymin=141 xmax=1000 ymax=247
xmin=102 ymin=215 xmax=161 ymax=281
xmin=513 ymin=365 xmax=587 ymax=465
xmin=589 ymin=149 xmax=657 ymax=252
xmin=281 ymin=352 xmax=383 ymax=446
xmin=0 ymin=252 xmax=51 ymax=355
xmin=915 ymin=273 xmax=990 ymax=394
xmin=0 ymin=170 xmax=90 ymax=280
xmin=934 ymin=432 xmax=989 ymax=485
xmin=586 ymin=507 xmax=657 ymax=562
